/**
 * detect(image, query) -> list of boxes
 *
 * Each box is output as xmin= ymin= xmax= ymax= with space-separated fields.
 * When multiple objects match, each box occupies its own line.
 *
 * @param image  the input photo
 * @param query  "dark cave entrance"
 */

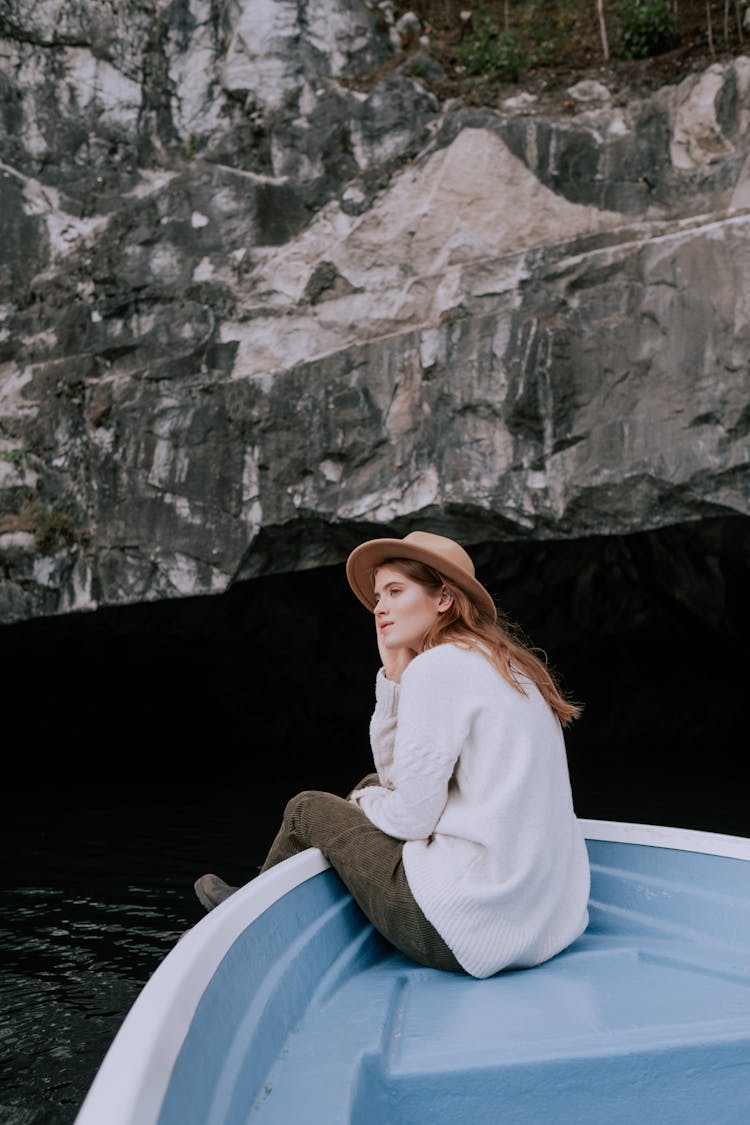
xmin=2 ymin=515 xmax=747 ymax=838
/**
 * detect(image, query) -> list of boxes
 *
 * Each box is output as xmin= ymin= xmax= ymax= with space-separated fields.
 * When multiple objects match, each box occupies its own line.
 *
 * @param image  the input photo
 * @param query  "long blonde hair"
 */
xmin=374 ymin=557 xmax=582 ymax=727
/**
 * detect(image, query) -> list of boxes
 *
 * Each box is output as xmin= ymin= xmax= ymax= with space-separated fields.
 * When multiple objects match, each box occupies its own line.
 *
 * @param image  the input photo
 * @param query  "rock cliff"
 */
xmin=0 ymin=0 xmax=748 ymax=623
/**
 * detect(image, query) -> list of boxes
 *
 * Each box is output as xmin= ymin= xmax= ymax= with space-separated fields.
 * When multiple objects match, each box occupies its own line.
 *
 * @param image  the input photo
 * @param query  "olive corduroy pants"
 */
xmin=259 ymin=775 xmax=462 ymax=972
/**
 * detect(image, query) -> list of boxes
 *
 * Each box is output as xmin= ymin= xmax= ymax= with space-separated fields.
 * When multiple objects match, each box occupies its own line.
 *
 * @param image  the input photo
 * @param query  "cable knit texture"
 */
xmin=351 ymin=643 xmax=591 ymax=979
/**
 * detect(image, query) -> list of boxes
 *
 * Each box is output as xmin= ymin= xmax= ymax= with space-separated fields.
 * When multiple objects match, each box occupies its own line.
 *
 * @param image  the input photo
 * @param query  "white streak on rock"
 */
xmin=166 ymin=0 xmax=224 ymax=137
xmin=32 ymin=557 xmax=58 ymax=586
xmin=124 ymin=171 xmax=178 ymax=200
xmin=64 ymin=48 xmax=142 ymax=129
xmin=0 ymin=531 xmax=35 ymax=550
xmin=157 ymin=552 xmax=200 ymax=595
xmin=0 ymin=366 xmax=34 ymax=414
xmin=319 ymin=458 xmax=343 ymax=483
xmin=193 ymin=257 xmax=215 ymax=281
xmin=338 ymin=467 xmax=439 ymax=522
xmin=671 ymin=63 xmax=733 ymax=170
xmin=222 ymin=0 xmax=300 ymax=106
xmin=61 ymin=554 xmax=98 ymax=614
xmin=11 ymin=165 xmax=107 ymax=257
xmin=419 ymin=328 xmax=441 ymax=370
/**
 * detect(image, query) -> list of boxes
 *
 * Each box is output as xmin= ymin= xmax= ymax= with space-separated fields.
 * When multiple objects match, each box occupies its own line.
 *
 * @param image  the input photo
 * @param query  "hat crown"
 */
xmin=400 ymin=531 xmax=475 ymax=579
xmin=345 ymin=528 xmax=496 ymax=622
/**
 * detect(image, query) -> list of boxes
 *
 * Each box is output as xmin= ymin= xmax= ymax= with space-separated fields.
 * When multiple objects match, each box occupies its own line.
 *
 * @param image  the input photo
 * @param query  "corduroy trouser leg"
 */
xmin=260 ymin=775 xmax=463 ymax=972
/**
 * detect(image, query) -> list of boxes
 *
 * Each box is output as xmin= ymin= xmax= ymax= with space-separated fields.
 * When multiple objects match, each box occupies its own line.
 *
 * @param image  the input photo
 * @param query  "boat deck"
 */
xmin=159 ymin=836 xmax=750 ymax=1124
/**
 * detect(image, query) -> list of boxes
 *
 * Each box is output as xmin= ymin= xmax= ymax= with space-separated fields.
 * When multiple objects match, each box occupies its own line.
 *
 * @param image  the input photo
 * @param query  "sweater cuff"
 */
xmin=374 ymin=668 xmax=399 ymax=715
xmin=350 ymin=784 xmax=382 ymax=809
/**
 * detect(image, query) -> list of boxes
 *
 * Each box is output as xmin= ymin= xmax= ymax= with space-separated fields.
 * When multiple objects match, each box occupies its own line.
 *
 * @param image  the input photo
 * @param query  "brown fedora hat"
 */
xmin=346 ymin=531 xmax=497 ymax=622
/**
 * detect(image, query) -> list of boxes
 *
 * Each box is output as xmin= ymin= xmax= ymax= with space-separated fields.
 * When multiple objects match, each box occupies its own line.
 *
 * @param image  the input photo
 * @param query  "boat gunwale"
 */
xmin=579 ymin=818 xmax=750 ymax=860
xmin=73 ymin=819 xmax=750 ymax=1125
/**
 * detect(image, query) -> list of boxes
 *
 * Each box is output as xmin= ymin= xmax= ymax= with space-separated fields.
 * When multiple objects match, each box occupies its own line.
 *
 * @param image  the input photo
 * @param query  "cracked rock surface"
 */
xmin=0 ymin=1 xmax=748 ymax=622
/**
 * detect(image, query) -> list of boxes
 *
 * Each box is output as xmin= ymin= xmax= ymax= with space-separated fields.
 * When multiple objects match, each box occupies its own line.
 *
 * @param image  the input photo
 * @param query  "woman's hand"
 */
xmin=376 ymin=622 xmax=417 ymax=684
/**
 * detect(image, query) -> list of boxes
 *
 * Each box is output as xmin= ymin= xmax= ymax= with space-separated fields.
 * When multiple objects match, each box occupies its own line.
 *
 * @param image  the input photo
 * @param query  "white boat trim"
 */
xmin=580 ymin=818 xmax=750 ymax=861
xmin=74 ymin=849 xmax=331 ymax=1125
xmin=73 ymin=819 xmax=750 ymax=1125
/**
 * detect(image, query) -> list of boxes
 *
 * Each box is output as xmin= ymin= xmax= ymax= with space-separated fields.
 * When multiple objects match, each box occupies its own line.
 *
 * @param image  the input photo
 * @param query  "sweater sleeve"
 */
xmin=352 ymin=648 xmax=469 ymax=841
xmin=369 ymin=668 xmax=400 ymax=784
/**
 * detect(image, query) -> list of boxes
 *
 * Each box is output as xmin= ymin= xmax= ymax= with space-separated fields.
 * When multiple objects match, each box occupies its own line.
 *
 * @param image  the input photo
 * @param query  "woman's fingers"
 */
xmin=374 ymin=620 xmax=417 ymax=682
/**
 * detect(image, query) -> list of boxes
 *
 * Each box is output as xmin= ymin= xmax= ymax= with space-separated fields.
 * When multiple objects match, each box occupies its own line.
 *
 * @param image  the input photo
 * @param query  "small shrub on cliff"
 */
xmin=0 ymin=446 xmax=33 ymax=470
xmin=20 ymin=496 xmax=78 ymax=553
xmin=619 ymin=0 xmax=679 ymax=58
xmin=455 ymin=7 xmax=530 ymax=82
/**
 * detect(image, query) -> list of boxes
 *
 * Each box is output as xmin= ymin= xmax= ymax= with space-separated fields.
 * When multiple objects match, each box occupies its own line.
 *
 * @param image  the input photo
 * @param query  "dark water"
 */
xmin=1 ymin=789 xmax=292 ymax=1125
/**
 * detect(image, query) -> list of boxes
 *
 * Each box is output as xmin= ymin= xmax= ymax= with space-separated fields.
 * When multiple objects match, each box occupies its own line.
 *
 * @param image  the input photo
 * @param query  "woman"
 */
xmin=195 ymin=531 xmax=591 ymax=979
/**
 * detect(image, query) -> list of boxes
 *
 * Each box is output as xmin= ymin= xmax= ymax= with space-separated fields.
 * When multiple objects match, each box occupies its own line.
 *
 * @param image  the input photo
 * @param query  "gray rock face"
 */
xmin=0 ymin=2 xmax=748 ymax=623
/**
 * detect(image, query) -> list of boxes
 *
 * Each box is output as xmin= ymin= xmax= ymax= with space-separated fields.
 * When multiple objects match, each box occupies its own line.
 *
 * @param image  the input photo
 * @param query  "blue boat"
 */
xmin=75 ymin=820 xmax=750 ymax=1124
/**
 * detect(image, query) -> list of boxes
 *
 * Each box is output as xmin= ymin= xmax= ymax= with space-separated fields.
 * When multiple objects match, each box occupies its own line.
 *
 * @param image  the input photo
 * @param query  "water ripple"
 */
xmin=2 ymin=792 xmax=284 ymax=1124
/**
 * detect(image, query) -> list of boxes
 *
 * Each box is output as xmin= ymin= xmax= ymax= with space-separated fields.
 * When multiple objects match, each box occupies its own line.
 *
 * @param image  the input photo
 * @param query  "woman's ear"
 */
xmin=437 ymin=586 xmax=453 ymax=614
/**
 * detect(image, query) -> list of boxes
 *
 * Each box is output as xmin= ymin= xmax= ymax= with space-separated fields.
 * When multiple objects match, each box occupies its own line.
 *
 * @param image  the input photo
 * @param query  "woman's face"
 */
xmin=373 ymin=565 xmax=447 ymax=653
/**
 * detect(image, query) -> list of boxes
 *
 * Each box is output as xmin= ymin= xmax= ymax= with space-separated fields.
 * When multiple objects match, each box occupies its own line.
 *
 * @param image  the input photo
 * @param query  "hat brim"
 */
xmin=345 ymin=537 xmax=497 ymax=622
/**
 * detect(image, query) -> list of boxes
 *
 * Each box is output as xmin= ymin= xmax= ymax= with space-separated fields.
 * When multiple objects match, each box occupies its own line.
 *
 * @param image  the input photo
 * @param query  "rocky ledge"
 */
xmin=0 ymin=1 xmax=748 ymax=623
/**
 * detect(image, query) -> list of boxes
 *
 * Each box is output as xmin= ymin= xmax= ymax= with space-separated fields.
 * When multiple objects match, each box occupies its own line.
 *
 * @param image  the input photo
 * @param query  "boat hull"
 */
xmin=75 ymin=822 xmax=750 ymax=1125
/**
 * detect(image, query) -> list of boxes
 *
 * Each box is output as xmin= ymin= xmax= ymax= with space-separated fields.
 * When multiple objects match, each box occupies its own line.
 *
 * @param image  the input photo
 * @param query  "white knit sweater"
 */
xmin=351 ymin=643 xmax=590 ymax=979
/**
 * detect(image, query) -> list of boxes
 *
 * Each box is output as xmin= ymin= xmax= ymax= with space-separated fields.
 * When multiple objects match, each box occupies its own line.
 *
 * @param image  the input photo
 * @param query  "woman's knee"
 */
xmin=283 ymin=789 xmax=339 ymax=824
